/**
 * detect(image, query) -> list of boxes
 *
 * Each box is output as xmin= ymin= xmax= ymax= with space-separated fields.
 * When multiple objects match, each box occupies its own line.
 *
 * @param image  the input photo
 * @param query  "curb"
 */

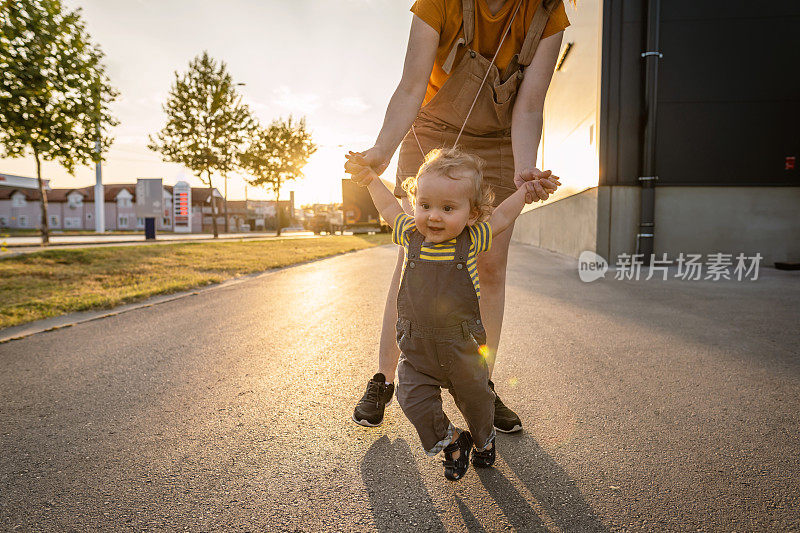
xmin=1 ymin=232 xmax=311 ymax=249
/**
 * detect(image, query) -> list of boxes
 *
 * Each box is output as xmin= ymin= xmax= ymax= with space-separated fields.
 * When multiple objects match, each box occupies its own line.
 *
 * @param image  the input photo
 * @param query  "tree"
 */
xmin=0 ymin=0 xmax=118 ymax=244
xmin=240 ymin=116 xmax=316 ymax=236
xmin=148 ymin=51 xmax=254 ymax=237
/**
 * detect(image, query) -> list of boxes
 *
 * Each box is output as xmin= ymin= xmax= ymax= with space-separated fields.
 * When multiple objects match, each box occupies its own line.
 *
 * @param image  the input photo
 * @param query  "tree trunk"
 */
xmin=275 ymin=184 xmax=281 ymax=237
xmin=209 ymin=175 xmax=219 ymax=238
xmin=223 ymin=174 xmax=229 ymax=233
xmin=35 ymin=150 xmax=50 ymax=245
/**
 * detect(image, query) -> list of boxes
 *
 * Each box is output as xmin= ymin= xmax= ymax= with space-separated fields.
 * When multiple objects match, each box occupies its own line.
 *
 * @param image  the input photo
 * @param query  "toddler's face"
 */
xmin=413 ymin=171 xmax=478 ymax=244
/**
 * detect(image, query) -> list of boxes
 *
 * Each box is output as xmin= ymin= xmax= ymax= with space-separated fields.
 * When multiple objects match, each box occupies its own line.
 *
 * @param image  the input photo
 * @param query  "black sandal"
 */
xmin=471 ymin=436 xmax=496 ymax=468
xmin=442 ymin=430 xmax=473 ymax=481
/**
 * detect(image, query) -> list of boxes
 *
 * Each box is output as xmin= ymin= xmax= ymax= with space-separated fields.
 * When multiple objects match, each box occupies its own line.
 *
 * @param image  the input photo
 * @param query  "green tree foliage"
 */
xmin=148 ymin=51 xmax=254 ymax=238
xmin=0 ymin=0 xmax=118 ymax=244
xmin=240 ymin=116 xmax=316 ymax=236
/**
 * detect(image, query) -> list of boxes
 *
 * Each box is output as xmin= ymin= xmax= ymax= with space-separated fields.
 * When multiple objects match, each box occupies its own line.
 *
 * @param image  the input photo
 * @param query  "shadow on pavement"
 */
xmin=474 ymin=466 xmax=548 ymax=531
xmin=455 ymin=495 xmax=488 ymax=532
xmin=361 ymin=436 xmax=446 ymax=533
xmin=492 ymin=433 xmax=609 ymax=532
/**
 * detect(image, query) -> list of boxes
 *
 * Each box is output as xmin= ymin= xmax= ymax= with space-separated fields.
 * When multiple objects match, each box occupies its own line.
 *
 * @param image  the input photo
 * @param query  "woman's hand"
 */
xmin=344 ymin=147 xmax=390 ymax=177
xmin=514 ymin=168 xmax=561 ymax=203
xmin=345 ymin=152 xmax=379 ymax=187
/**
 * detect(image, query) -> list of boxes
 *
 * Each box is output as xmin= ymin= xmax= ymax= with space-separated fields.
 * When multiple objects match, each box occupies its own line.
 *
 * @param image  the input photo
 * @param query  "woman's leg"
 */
xmin=476 ymin=220 xmax=515 ymax=377
xmin=377 ymin=197 xmax=413 ymax=381
xmin=352 ymin=199 xmax=411 ymax=427
xmin=476 ymin=220 xmax=523 ymax=433
xmin=377 ymin=246 xmax=404 ymax=381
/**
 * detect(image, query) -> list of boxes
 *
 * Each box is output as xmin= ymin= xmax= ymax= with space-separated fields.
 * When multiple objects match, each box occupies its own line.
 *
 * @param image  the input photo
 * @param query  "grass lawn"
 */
xmin=0 ymin=233 xmax=391 ymax=329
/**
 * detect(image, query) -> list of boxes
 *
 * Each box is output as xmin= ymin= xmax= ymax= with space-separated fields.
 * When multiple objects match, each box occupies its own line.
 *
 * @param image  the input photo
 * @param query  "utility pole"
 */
xmin=94 ymin=139 xmax=104 ymax=233
xmin=226 ymin=81 xmax=247 ymax=234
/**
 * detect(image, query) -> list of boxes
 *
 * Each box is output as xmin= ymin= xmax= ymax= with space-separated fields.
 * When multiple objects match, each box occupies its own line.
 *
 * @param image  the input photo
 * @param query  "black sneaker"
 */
xmin=442 ymin=430 xmax=473 ymax=481
xmin=489 ymin=380 xmax=522 ymax=433
xmin=352 ymin=373 xmax=395 ymax=427
xmin=471 ymin=435 xmax=496 ymax=468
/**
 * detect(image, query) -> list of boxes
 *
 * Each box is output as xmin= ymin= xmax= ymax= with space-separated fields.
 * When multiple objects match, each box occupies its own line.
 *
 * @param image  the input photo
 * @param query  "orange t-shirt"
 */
xmin=411 ymin=0 xmax=570 ymax=104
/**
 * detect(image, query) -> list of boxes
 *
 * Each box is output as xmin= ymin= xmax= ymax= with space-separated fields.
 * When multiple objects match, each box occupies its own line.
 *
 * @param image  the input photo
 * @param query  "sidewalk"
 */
xmin=0 ymin=229 xmax=317 ymax=255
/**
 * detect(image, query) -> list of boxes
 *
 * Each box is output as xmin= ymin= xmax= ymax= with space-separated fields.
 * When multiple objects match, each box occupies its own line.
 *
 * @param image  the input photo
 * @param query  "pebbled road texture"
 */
xmin=1 ymin=244 xmax=799 ymax=532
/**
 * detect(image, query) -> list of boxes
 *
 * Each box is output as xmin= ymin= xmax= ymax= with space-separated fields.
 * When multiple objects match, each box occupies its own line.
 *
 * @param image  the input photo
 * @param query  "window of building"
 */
xmin=119 ymin=216 xmax=128 ymax=227
xmin=12 ymin=193 xmax=25 ymax=207
xmin=0 ymin=216 xmax=7 ymax=227
xmin=136 ymin=217 xmax=144 ymax=228
xmin=162 ymin=217 xmax=170 ymax=226
xmin=67 ymin=194 xmax=83 ymax=208
xmin=18 ymin=215 xmax=28 ymax=227
xmin=65 ymin=217 xmax=80 ymax=228
xmin=50 ymin=215 xmax=59 ymax=226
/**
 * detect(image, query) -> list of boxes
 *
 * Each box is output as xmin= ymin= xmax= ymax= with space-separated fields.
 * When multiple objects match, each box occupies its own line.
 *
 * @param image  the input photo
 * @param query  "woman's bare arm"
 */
xmin=359 ymin=16 xmax=439 ymax=174
xmin=511 ymin=30 xmax=563 ymax=201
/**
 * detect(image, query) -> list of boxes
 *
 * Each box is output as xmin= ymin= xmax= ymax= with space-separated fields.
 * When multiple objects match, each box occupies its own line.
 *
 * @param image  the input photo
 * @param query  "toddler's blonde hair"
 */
xmin=401 ymin=147 xmax=495 ymax=222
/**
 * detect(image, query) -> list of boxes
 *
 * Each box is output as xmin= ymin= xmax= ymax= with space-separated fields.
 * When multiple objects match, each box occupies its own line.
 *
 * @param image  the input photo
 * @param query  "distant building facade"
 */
xmin=0 ymin=173 xmax=223 ymax=233
xmin=0 ymin=172 xmax=297 ymax=234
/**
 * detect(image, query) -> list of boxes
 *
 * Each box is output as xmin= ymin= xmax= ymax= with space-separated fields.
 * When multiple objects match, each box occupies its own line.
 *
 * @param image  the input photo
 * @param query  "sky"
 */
xmin=0 ymin=0 xmax=414 ymax=206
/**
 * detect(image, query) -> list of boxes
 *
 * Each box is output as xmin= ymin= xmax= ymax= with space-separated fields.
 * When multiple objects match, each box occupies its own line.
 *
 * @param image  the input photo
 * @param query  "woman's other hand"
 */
xmin=514 ymin=167 xmax=561 ymax=203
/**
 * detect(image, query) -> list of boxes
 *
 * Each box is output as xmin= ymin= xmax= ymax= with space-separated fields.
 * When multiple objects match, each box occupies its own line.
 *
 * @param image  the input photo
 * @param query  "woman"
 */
xmin=348 ymin=0 xmax=568 ymax=433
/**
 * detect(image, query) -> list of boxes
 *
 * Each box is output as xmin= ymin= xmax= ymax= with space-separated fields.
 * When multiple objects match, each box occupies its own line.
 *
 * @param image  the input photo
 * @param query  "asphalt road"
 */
xmin=1 ymin=244 xmax=799 ymax=532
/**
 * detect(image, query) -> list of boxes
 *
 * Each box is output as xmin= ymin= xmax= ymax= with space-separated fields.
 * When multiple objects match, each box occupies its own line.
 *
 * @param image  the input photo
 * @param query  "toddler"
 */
xmin=345 ymin=147 xmax=539 ymax=481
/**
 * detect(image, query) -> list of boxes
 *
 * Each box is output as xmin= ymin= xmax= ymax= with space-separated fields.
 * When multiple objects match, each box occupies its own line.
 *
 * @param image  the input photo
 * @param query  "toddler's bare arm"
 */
xmin=488 ymin=182 xmax=537 ymax=236
xmin=344 ymin=156 xmax=403 ymax=229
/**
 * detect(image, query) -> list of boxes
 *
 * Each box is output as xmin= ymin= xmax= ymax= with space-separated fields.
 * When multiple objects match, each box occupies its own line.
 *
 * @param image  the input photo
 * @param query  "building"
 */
xmin=0 ymin=173 xmax=50 ymax=229
xmin=0 ymin=173 xmax=301 ymax=234
xmin=0 ymin=174 xmax=225 ymax=234
xmin=225 ymin=201 xmax=250 ymax=232
xmin=512 ymin=0 xmax=800 ymax=266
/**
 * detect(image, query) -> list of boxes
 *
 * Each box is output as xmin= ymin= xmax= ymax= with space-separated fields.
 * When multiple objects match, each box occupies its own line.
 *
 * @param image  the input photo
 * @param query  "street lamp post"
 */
xmin=224 ymin=81 xmax=247 ymax=234
xmin=94 ymin=139 xmax=104 ymax=233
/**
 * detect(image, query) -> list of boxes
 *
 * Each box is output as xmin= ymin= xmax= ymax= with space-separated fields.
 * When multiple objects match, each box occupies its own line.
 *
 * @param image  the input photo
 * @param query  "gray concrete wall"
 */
xmin=512 ymin=185 xmax=800 ymax=266
xmin=512 ymin=187 xmax=598 ymax=258
xmin=653 ymin=187 xmax=800 ymax=265
xmin=596 ymin=185 xmax=640 ymax=262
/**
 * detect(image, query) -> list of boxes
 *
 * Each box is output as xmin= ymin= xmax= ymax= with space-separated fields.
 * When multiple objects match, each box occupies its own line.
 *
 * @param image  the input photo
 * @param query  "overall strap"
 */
xmin=518 ymin=0 xmax=561 ymax=66
xmin=454 ymin=227 xmax=472 ymax=262
xmin=442 ymin=0 xmax=474 ymax=74
xmin=406 ymin=229 xmax=425 ymax=260
xmin=453 ymin=0 xmax=524 ymax=147
xmin=462 ymin=0 xmax=475 ymax=46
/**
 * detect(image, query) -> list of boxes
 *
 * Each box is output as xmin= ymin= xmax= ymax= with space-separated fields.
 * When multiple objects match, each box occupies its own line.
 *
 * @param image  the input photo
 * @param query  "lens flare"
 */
xmin=507 ymin=377 xmax=519 ymax=388
xmin=478 ymin=344 xmax=491 ymax=359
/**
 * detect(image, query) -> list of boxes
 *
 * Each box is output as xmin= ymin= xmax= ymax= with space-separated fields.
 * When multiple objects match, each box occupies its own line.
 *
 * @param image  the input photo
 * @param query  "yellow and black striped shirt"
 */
xmin=392 ymin=213 xmax=492 ymax=298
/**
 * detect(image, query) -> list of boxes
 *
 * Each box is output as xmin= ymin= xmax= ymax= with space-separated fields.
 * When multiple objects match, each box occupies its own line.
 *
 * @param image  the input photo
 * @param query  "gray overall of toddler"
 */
xmin=395 ymin=227 xmax=496 ymax=455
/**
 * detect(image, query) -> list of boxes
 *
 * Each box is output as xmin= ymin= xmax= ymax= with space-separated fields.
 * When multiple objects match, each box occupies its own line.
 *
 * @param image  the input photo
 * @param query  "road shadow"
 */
xmin=455 ymin=494 xmax=489 ymax=532
xmin=479 ymin=432 xmax=608 ymax=532
xmin=361 ymin=436 xmax=446 ymax=533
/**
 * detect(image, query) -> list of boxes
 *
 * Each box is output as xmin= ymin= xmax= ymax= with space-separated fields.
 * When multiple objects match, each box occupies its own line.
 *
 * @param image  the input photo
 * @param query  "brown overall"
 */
xmin=395 ymin=228 xmax=494 ymax=454
xmin=394 ymin=0 xmax=562 ymax=205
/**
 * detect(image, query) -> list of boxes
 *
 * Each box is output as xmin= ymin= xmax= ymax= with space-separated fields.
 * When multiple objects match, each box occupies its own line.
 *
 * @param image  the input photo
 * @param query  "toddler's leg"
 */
xmin=396 ymin=345 xmax=455 ymax=455
xmin=449 ymin=337 xmax=496 ymax=452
